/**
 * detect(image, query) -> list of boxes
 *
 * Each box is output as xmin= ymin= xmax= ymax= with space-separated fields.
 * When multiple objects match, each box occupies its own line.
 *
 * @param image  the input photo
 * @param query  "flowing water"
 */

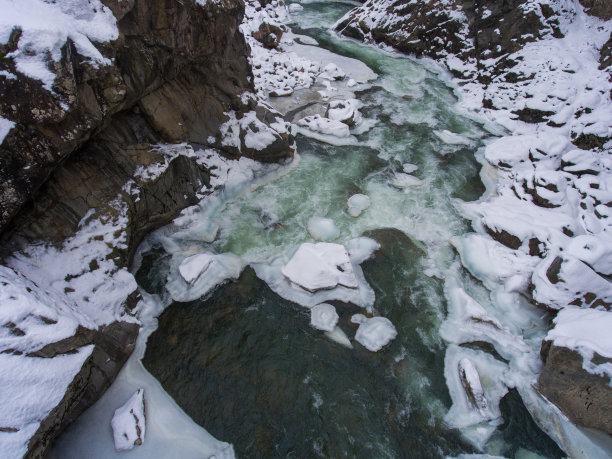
xmin=52 ymin=2 xmax=570 ymax=458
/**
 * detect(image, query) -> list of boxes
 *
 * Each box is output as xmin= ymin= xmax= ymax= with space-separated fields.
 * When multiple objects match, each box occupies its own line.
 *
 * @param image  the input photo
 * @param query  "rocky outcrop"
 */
xmin=0 ymin=0 xmax=294 ymax=456
xmin=538 ymin=341 xmax=612 ymax=435
xmin=0 ymin=0 xmax=292 ymax=233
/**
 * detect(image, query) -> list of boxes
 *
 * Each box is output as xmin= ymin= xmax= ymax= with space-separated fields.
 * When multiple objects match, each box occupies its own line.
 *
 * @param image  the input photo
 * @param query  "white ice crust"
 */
xmin=347 ymin=194 xmax=371 ymax=217
xmin=281 ymin=242 xmax=358 ymax=292
xmin=310 ymin=303 xmax=339 ymax=332
xmin=111 ymin=389 xmax=146 ymax=451
xmin=307 ymin=216 xmax=340 ymax=241
xmin=354 ymin=316 xmax=397 ymax=352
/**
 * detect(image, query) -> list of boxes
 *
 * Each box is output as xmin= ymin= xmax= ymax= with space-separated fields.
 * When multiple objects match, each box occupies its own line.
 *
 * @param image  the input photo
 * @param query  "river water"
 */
xmin=51 ymin=2 xmax=570 ymax=458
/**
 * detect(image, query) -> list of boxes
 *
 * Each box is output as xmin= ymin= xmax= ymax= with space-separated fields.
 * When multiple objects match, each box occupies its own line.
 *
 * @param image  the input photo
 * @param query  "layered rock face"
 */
xmin=0 ymin=0 xmax=293 ymax=456
xmin=337 ymin=0 xmax=612 ymax=443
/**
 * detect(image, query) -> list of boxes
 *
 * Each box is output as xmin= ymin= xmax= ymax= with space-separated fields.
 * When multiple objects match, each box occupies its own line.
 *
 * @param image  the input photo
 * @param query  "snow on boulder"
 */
xmin=307 ymin=216 xmax=339 ymax=241
xmin=111 ymin=388 xmax=146 ymax=452
xmin=178 ymin=253 xmax=214 ymax=285
xmin=296 ymin=115 xmax=350 ymax=138
xmin=458 ymin=358 xmax=488 ymax=412
xmin=531 ymin=254 xmax=612 ymax=310
xmin=484 ymin=134 xmax=567 ymax=169
xmin=326 ymin=99 xmax=361 ymax=126
xmin=354 ymin=316 xmax=397 ymax=352
xmin=281 ymin=242 xmax=358 ymax=292
xmin=347 ymin=193 xmax=371 ymax=217
xmin=310 ymin=303 xmax=339 ymax=332
xmin=320 ymin=62 xmax=346 ymax=80
xmin=567 ymin=234 xmax=612 ymax=276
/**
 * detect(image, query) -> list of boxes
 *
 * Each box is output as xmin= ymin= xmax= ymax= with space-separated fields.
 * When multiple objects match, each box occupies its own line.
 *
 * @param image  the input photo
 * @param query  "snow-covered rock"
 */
xmin=310 ymin=303 xmax=339 ymax=332
xmin=111 ymin=388 xmax=146 ymax=451
xmin=354 ymin=316 xmax=397 ymax=352
xmin=296 ymin=115 xmax=350 ymax=138
xmin=281 ymin=242 xmax=358 ymax=292
xmin=326 ymin=99 xmax=362 ymax=126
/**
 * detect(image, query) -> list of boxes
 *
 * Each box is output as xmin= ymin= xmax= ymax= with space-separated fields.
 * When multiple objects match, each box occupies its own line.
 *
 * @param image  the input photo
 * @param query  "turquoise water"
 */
xmin=136 ymin=2 xmax=564 ymax=458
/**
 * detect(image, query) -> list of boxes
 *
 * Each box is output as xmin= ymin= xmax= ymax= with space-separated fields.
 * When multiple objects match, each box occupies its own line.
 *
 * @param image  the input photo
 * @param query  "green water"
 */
xmin=137 ymin=2 xmax=564 ymax=457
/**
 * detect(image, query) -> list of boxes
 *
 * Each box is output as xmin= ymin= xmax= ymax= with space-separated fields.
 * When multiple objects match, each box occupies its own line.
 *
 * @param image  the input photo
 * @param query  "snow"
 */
xmin=0 ymin=345 xmax=94 ymax=458
xmin=0 ymin=116 xmax=15 ymax=143
xmin=281 ymin=242 xmax=358 ymax=292
xmin=111 ymin=388 xmax=146 ymax=451
xmin=178 ymin=254 xmax=214 ymax=285
xmin=307 ymin=216 xmax=339 ymax=241
xmin=310 ymin=303 xmax=339 ymax=332
xmin=547 ymin=307 xmax=612 ymax=383
xmin=296 ymin=115 xmax=350 ymax=138
xmin=354 ymin=316 xmax=397 ymax=352
xmin=327 ymin=99 xmax=362 ymax=126
xmin=0 ymin=0 xmax=118 ymax=91
xmin=347 ymin=194 xmax=371 ymax=217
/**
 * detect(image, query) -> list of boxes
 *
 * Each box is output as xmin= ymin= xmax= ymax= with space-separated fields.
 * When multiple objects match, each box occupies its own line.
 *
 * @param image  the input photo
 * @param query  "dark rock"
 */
xmin=579 ymin=0 xmax=612 ymax=20
xmin=253 ymin=22 xmax=284 ymax=49
xmin=484 ymin=225 xmax=522 ymax=250
xmin=538 ymin=341 xmax=612 ymax=436
xmin=571 ymin=132 xmax=609 ymax=150
xmin=513 ymin=107 xmax=555 ymax=124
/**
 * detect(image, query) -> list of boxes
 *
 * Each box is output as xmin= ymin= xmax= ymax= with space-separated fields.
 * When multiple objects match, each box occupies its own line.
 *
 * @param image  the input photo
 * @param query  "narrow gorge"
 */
xmin=0 ymin=0 xmax=611 ymax=458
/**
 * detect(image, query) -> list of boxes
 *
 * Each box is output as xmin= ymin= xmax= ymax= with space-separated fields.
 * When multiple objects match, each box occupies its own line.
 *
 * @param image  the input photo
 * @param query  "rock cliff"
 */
xmin=0 ymin=0 xmax=293 ymax=456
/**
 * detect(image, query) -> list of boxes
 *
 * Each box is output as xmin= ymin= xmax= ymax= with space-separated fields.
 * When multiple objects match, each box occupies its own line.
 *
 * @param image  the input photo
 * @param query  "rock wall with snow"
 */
xmin=0 ymin=0 xmax=294 ymax=456
xmin=337 ymin=0 xmax=612 ymax=440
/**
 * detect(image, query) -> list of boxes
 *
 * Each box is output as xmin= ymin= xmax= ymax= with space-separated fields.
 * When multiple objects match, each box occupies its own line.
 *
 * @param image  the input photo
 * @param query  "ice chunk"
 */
xmin=434 ymin=129 xmax=472 ymax=145
xmin=307 ymin=217 xmax=339 ymax=241
xmin=310 ymin=303 xmax=339 ymax=332
xmin=402 ymin=163 xmax=419 ymax=173
xmin=391 ymin=173 xmax=423 ymax=188
xmin=355 ymin=316 xmax=397 ymax=352
xmin=325 ymin=327 xmax=353 ymax=348
xmin=111 ymin=388 xmax=146 ymax=452
xmin=344 ymin=237 xmax=380 ymax=264
xmin=281 ymin=242 xmax=358 ymax=292
xmin=288 ymin=3 xmax=303 ymax=12
xmin=178 ymin=253 xmax=213 ymax=285
xmin=347 ymin=194 xmax=371 ymax=217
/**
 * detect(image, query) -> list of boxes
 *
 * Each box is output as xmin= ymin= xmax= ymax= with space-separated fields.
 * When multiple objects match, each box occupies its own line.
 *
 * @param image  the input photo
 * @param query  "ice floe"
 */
xmin=310 ymin=303 xmax=339 ymax=332
xmin=353 ymin=315 xmax=397 ymax=352
xmin=307 ymin=216 xmax=340 ymax=241
xmin=347 ymin=194 xmax=371 ymax=217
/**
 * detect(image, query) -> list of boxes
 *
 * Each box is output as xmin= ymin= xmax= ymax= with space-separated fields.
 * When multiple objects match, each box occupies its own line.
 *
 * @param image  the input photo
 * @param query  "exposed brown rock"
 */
xmin=579 ymin=0 xmax=612 ymax=20
xmin=538 ymin=341 xmax=612 ymax=436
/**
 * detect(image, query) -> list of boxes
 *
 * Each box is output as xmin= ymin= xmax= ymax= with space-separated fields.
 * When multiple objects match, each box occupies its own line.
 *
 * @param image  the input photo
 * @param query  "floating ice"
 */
xmin=402 ymin=163 xmax=418 ymax=173
xmin=434 ymin=130 xmax=472 ymax=146
xmin=178 ymin=254 xmax=214 ymax=285
xmin=288 ymin=3 xmax=303 ymax=13
xmin=347 ymin=193 xmax=371 ymax=217
xmin=391 ymin=173 xmax=423 ymax=188
xmin=310 ymin=303 xmax=339 ymax=332
xmin=354 ymin=316 xmax=397 ymax=352
xmin=307 ymin=217 xmax=339 ymax=241
xmin=167 ymin=253 xmax=246 ymax=302
xmin=253 ymin=238 xmax=377 ymax=309
xmin=281 ymin=242 xmax=358 ymax=292
xmin=111 ymin=388 xmax=146 ymax=452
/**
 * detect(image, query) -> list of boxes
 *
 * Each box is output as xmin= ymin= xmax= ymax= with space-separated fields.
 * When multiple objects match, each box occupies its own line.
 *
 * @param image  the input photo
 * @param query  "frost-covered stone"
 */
xmin=355 ymin=316 xmax=397 ymax=352
xmin=458 ymin=358 xmax=488 ymax=412
xmin=111 ymin=388 xmax=146 ymax=451
xmin=307 ymin=217 xmax=339 ymax=241
xmin=178 ymin=253 xmax=214 ymax=285
xmin=310 ymin=303 xmax=339 ymax=332
xmin=347 ymin=194 xmax=371 ymax=217
xmin=320 ymin=63 xmax=345 ymax=80
xmin=281 ymin=242 xmax=358 ymax=292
